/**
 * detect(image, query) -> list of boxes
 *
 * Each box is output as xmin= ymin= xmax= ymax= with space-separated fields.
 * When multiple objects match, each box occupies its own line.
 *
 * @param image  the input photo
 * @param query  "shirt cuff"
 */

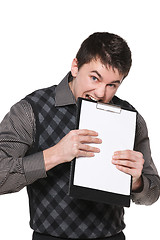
xmin=23 ymin=151 xmax=47 ymax=185
xmin=131 ymin=175 xmax=150 ymax=204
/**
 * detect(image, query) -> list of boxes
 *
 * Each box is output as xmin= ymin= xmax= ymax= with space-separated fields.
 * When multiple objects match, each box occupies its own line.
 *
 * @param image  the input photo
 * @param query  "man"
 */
xmin=0 ymin=32 xmax=160 ymax=240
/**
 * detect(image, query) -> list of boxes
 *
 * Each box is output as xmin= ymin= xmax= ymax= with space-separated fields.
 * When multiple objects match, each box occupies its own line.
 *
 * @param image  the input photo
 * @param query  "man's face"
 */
xmin=69 ymin=58 xmax=124 ymax=103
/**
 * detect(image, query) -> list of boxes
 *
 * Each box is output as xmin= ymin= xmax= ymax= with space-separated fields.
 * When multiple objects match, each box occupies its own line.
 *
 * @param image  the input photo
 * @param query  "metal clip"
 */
xmin=96 ymin=102 xmax=121 ymax=114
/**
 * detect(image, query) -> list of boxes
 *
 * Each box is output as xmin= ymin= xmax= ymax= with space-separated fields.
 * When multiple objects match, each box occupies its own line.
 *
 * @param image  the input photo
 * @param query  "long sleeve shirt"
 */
xmin=0 ymin=77 xmax=160 ymax=206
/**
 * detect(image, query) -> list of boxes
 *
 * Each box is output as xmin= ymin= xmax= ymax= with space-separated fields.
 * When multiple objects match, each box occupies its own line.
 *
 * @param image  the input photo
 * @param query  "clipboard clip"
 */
xmin=96 ymin=102 xmax=121 ymax=114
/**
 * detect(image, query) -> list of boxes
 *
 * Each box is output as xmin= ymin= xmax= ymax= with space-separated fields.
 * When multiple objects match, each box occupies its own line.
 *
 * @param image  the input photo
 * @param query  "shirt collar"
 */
xmin=55 ymin=72 xmax=76 ymax=107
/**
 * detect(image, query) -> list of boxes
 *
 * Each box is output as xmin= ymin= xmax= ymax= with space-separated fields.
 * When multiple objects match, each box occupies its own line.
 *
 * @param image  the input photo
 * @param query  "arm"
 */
xmin=0 ymin=100 xmax=46 ymax=194
xmin=112 ymin=113 xmax=160 ymax=205
xmin=0 ymin=100 xmax=102 ymax=194
xmin=132 ymin=113 xmax=160 ymax=205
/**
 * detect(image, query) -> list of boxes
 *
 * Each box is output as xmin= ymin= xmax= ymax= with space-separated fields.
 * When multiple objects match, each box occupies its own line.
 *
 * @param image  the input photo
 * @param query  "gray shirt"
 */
xmin=0 ymin=76 xmax=160 ymax=205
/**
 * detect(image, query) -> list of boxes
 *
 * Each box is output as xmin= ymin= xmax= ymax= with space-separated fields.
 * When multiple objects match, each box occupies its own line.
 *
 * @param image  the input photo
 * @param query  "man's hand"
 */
xmin=112 ymin=150 xmax=144 ymax=192
xmin=43 ymin=129 xmax=102 ymax=171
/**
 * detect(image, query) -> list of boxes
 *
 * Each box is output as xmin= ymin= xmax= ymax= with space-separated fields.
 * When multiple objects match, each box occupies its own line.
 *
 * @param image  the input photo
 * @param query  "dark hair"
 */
xmin=76 ymin=32 xmax=132 ymax=77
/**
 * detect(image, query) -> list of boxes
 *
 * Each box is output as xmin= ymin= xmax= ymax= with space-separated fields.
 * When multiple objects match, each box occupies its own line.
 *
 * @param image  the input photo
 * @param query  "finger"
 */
xmin=79 ymin=143 xmax=100 ymax=153
xmin=77 ymin=150 xmax=95 ymax=158
xmin=116 ymin=165 xmax=142 ymax=179
xmin=79 ymin=135 xmax=102 ymax=144
xmin=116 ymin=165 xmax=135 ymax=175
xmin=113 ymin=150 xmax=143 ymax=162
xmin=77 ymin=129 xmax=99 ymax=136
xmin=112 ymin=159 xmax=136 ymax=169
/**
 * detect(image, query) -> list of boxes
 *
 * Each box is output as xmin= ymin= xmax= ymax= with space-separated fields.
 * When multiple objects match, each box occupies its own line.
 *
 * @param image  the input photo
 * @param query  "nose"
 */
xmin=94 ymin=84 xmax=106 ymax=99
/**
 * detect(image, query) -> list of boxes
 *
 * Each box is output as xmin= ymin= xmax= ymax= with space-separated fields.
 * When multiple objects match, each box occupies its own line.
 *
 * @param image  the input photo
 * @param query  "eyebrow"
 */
xmin=91 ymin=70 xmax=103 ymax=80
xmin=90 ymin=70 xmax=122 ymax=84
xmin=111 ymin=80 xmax=121 ymax=84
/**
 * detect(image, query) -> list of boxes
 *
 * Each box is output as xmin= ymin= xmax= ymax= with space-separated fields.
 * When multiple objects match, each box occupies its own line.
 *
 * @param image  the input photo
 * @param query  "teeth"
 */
xmin=90 ymin=96 xmax=97 ymax=101
xmin=88 ymin=95 xmax=98 ymax=101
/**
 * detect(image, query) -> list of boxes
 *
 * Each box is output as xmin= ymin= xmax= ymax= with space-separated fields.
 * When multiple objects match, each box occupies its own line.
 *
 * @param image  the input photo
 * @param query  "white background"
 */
xmin=0 ymin=0 xmax=160 ymax=239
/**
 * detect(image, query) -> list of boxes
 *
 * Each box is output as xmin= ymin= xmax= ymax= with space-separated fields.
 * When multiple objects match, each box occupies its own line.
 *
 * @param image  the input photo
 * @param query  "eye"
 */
xmin=91 ymin=76 xmax=98 ymax=81
xmin=108 ymin=83 xmax=116 ymax=88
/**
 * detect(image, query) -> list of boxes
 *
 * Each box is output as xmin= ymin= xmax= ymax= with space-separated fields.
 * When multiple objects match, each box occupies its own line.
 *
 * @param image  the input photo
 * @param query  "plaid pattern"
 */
xmin=25 ymin=86 xmax=125 ymax=238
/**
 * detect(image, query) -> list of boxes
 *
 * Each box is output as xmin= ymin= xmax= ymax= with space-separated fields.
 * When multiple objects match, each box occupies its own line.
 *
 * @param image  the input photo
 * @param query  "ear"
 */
xmin=71 ymin=58 xmax=79 ymax=77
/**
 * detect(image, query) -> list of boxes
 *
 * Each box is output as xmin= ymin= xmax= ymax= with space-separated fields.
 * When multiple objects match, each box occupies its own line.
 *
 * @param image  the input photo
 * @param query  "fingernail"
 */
xmin=112 ymin=154 xmax=118 ymax=159
xmin=96 ymin=148 xmax=100 ymax=152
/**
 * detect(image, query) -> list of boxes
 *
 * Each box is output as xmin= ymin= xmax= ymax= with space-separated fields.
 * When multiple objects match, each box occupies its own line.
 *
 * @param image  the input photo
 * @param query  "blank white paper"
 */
xmin=73 ymin=100 xmax=137 ymax=196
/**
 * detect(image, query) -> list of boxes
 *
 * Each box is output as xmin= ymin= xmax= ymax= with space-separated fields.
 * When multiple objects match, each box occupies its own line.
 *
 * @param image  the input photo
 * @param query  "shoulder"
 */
xmin=112 ymin=95 xmax=136 ymax=111
xmin=23 ymin=85 xmax=58 ymax=117
xmin=24 ymin=85 xmax=57 ymax=103
xmin=8 ymin=99 xmax=34 ymax=122
xmin=0 ymin=99 xmax=35 ymax=143
xmin=112 ymin=96 xmax=147 ymax=134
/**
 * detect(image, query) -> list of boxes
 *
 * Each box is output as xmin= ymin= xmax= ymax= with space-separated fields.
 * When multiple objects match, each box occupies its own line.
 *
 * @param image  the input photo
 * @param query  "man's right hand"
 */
xmin=43 ymin=129 xmax=102 ymax=171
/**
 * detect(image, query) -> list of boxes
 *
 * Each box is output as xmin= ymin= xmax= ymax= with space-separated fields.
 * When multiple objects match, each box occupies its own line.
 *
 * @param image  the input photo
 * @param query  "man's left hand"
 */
xmin=112 ymin=150 xmax=144 ymax=192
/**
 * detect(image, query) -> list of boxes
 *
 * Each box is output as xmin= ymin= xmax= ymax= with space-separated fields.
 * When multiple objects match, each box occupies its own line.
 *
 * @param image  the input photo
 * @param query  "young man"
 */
xmin=0 ymin=32 xmax=159 ymax=240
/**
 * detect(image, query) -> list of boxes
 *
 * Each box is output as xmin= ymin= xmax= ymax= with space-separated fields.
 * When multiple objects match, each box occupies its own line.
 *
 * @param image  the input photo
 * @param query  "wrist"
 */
xmin=132 ymin=176 xmax=144 ymax=193
xmin=43 ymin=146 xmax=62 ymax=171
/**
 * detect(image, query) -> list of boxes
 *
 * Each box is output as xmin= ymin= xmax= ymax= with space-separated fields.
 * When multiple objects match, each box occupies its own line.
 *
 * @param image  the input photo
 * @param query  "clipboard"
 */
xmin=69 ymin=98 xmax=137 ymax=207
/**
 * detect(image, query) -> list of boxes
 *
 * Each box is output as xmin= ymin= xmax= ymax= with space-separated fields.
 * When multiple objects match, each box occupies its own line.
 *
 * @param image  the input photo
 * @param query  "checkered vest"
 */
xmin=25 ymin=85 xmax=126 ymax=239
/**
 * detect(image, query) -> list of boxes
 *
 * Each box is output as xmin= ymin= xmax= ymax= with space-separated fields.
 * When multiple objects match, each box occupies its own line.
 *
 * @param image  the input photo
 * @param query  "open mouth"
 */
xmin=85 ymin=94 xmax=98 ymax=102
